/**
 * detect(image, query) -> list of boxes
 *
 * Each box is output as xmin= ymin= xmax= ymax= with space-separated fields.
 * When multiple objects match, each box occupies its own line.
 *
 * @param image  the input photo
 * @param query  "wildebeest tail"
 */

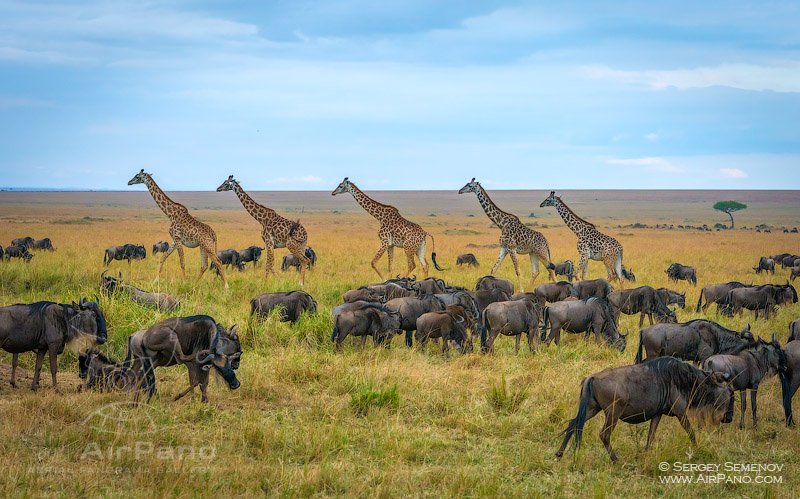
xmin=695 ymin=289 xmax=704 ymax=313
xmin=560 ymin=377 xmax=594 ymax=450
xmin=122 ymin=335 xmax=134 ymax=372
xmin=540 ymin=307 xmax=550 ymax=341
xmin=634 ymin=332 xmax=645 ymax=364
xmin=779 ymin=349 xmax=794 ymax=426
xmin=331 ymin=316 xmax=340 ymax=342
xmin=480 ymin=312 xmax=489 ymax=350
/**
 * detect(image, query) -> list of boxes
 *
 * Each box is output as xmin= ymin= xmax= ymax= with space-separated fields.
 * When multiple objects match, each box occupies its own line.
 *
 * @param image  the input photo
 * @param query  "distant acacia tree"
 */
xmin=713 ymin=200 xmax=747 ymax=229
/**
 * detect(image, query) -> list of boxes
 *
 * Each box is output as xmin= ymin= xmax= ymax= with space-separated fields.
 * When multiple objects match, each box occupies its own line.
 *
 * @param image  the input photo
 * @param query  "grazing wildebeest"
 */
xmin=331 ymin=303 xmax=401 ymax=351
xmin=80 ymin=346 xmax=148 ymax=397
xmin=781 ymin=255 xmax=800 ymax=268
xmin=608 ymin=286 xmax=676 ymax=327
xmin=281 ymin=247 xmax=317 ymax=271
xmin=456 ymin=253 xmax=479 ymax=267
xmin=482 ymin=299 xmax=541 ymax=353
xmin=414 ymin=277 xmax=448 ymax=295
xmin=572 ymin=278 xmax=613 ymax=300
xmin=655 ymin=288 xmax=686 ymax=310
xmin=782 ymin=332 xmax=800 ymax=425
xmin=533 ymin=281 xmax=575 ymax=305
xmin=416 ymin=304 xmax=474 ymax=354
xmin=665 ymin=263 xmax=697 ymax=286
xmin=212 ymin=248 xmax=245 ymax=272
xmin=556 ymin=357 xmax=734 ymax=462
xmin=792 ymin=265 xmax=800 ymax=282
xmin=540 ymin=298 xmax=627 ymax=351
xmin=721 ymin=283 xmax=798 ymax=319
xmin=549 ymin=260 xmax=575 ymax=281
xmin=4 ymin=245 xmax=32 ymax=262
xmin=343 ymin=286 xmax=386 ymax=304
xmin=704 ymin=337 xmax=786 ymax=428
xmin=385 ymin=294 xmax=446 ymax=347
xmin=475 ymin=275 xmax=514 ymax=296
xmin=696 ymin=281 xmax=749 ymax=313
xmin=471 ymin=288 xmax=511 ymax=314
xmin=621 ymin=266 xmax=636 ymax=283
xmin=0 ymin=298 xmax=107 ymax=390
xmin=250 ymin=291 xmax=317 ymax=323
xmin=125 ymin=316 xmax=241 ymax=403
xmin=152 ymin=241 xmax=170 ymax=254
xmin=32 ymin=238 xmax=54 ymax=251
xmin=635 ymin=319 xmax=753 ymax=364
xmin=104 ymin=244 xmax=146 ymax=265
xmin=753 ymin=257 xmax=776 ymax=274
xmin=11 ymin=236 xmax=34 ymax=249
xmin=238 ymin=246 xmax=264 ymax=268
xmin=100 ymin=271 xmax=180 ymax=311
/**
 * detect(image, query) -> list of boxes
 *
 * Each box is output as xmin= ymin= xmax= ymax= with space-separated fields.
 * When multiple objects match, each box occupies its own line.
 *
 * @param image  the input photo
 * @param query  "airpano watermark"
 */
xmin=658 ymin=461 xmax=785 ymax=485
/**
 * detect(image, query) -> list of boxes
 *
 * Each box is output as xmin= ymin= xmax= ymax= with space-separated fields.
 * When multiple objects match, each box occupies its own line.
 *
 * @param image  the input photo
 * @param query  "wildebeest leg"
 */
xmin=48 ymin=349 xmax=58 ymax=390
xmin=405 ymin=329 xmax=413 ymax=348
xmin=371 ymin=242 xmax=388 ymax=280
xmin=198 ymin=369 xmax=210 ymax=403
xmin=739 ymin=391 xmax=747 ymax=428
xmin=515 ymin=334 xmax=520 ymax=354
xmin=599 ymin=409 xmax=621 ymax=462
xmin=31 ymin=350 xmax=46 ymax=390
xmin=645 ymin=415 xmax=662 ymax=450
xmin=174 ymin=366 xmax=199 ymax=401
xmin=360 ymin=335 xmax=367 ymax=349
xmin=678 ymin=414 xmax=696 ymax=445
xmin=751 ymin=389 xmax=758 ymax=427
xmin=10 ymin=353 xmax=18 ymax=387
xmin=491 ymin=246 xmax=508 ymax=275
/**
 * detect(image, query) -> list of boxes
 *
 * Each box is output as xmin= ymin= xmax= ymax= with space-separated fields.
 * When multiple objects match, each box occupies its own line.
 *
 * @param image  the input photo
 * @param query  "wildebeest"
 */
xmin=635 ymin=319 xmax=753 ymax=364
xmin=152 ymin=241 xmax=170 ymax=254
xmin=385 ymin=294 xmax=447 ymax=347
xmin=703 ymin=337 xmax=786 ymax=428
xmin=696 ymin=281 xmax=749 ymax=313
xmin=414 ymin=277 xmax=448 ymax=295
xmin=4 ymin=245 xmax=32 ymax=262
xmin=331 ymin=303 xmax=401 ymax=351
xmin=11 ymin=236 xmax=34 ymax=249
xmin=250 ymin=291 xmax=317 ymax=323
xmin=782 ymin=332 xmax=800 ymax=425
xmin=32 ymin=238 xmax=54 ymax=251
xmin=572 ymin=278 xmax=613 ymax=300
xmin=456 ymin=253 xmax=479 ymax=267
xmin=665 ymin=263 xmax=697 ymax=286
xmin=608 ymin=286 xmax=676 ymax=327
xmin=125 ymin=316 xmax=241 ymax=402
xmin=238 ymin=246 xmax=263 ymax=268
xmin=533 ymin=281 xmax=575 ymax=305
xmin=212 ymin=248 xmax=245 ymax=272
xmin=781 ymin=254 xmax=800 ymax=268
xmin=753 ymin=257 xmax=776 ymax=274
xmin=0 ymin=298 xmax=107 ymax=390
xmin=475 ymin=275 xmax=514 ymax=296
xmin=720 ymin=283 xmax=798 ymax=319
xmin=80 ymin=346 xmax=148 ymax=397
xmin=281 ymin=247 xmax=317 ymax=271
xmin=556 ymin=357 xmax=734 ymax=462
xmin=104 ymin=244 xmax=146 ymax=265
xmin=415 ymin=304 xmax=474 ymax=354
xmin=655 ymin=288 xmax=686 ymax=309
xmin=471 ymin=288 xmax=511 ymax=314
xmin=100 ymin=271 xmax=180 ymax=311
xmin=482 ymin=299 xmax=541 ymax=353
xmin=548 ymin=260 xmax=575 ymax=281
xmin=792 ymin=265 xmax=800 ymax=282
xmin=0 ymin=245 xmax=4 ymax=261
xmin=343 ymin=286 xmax=386 ymax=304
xmin=621 ymin=266 xmax=636 ymax=282
xmin=540 ymin=298 xmax=627 ymax=351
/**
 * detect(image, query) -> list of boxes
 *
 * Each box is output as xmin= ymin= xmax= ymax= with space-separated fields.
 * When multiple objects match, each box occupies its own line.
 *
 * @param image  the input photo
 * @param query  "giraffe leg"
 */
xmin=491 ymin=246 xmax=508 ymax=275
xmin=286 ymin=239 xmax=311 ymax=287
xmin=157 ymin=243 xmax=177 ymax=278
xmin=264 ymin=244 xmax=276 ymax=277
xmin=199 ymin=248 xmax=208 ymax=277
xmin=508 ymin=249 xmax=522 ymax=292
xmin=387 ymin=246 xmax=394 ymax=275
xmin=404 ymin=247 xmax=418 ymax=277
xmin=416 ymin=241 xmax=429 ymax=277
xmin=528 ymin=253 xmax=540 ymax=287
xmin=578 ymin=252 xmax=589 ymax=281
xmin=203 ymin=244 xmax=228 ymax=288
xmin=371 ymin=242 xmax=388 ymax=279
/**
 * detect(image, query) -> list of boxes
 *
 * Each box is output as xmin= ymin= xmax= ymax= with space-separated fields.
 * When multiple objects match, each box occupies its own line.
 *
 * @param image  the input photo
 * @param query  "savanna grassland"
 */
xmin=0 ymin=189 xmax=798 ymax=498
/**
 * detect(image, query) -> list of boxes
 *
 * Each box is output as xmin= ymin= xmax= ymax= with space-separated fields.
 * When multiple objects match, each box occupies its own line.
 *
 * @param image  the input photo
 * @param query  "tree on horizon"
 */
xmin=713 ymin=200 xmax=747 ymax=229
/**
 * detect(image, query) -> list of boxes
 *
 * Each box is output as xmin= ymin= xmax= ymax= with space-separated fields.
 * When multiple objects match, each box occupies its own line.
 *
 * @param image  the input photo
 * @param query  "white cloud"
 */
xmin=644 ymin=132 xmax=658 ymax=141
xmin=605 ymin=157 xmax=685 ymax=173
xmin=719 ymin=168 xmax=748 ymax=178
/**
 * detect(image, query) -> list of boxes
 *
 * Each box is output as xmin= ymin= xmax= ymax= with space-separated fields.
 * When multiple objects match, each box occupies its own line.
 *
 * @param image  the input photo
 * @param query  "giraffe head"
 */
xmin=539 ymin=191 xmax=558 ymax=208
xmin=127 ymin=169 xmax=150 ymax=186
xmin=457 ymin=178 xmax=480 ymax=195
xmin=216 ymin=175 xmax=238 ymax=192
xmin=331 ymin=177 xmax=353 ymax=196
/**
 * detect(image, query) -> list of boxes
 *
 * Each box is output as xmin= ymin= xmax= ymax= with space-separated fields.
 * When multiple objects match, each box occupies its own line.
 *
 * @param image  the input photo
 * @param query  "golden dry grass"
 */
xmin=0 ymin=191 xmax=798 ymax=498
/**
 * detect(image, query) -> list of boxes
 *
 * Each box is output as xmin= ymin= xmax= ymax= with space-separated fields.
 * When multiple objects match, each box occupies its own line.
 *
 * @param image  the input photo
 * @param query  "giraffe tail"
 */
xmin=428 ymin=233 xmax=446 ymax=271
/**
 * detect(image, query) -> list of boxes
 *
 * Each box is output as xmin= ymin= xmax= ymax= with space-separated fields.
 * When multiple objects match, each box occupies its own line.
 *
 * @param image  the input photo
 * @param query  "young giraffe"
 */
xmin=458 ymin=178 xmax=555 ymax=291
xmin=127 ymin=169 xmax=228 ymax=288
xmin=216 ymin=175 xmax=310 ymax=285
xmin=331 ymin=177 xmax=443 ymax=279
xmin=539 ymin=191 xmax=625 ymax=285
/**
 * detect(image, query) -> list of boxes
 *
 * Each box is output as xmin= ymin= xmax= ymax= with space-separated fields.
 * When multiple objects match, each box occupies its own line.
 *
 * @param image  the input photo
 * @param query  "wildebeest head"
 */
xmin=457 ymin=178 xmax=480 ymax=195
xmin=216 ymin=175 xmax=238 ymax=192
xmin=196 ymin=324 xmax=242 ymax=389
xmin=779 ymin=283 xmax=798 ymax=304
xmin=65 ymin=298 xmax=108 ymax=352
xmin=127 ymin=169 xmax=150 ymax=185
xmin=78 ymin=297 xmax=108 ymax=345
xmin=590 ymin=298 xmax=627 ymax=351
xmin=739 ymin=323 xmax=754 ymax=342
xmin=99 ymin=270 xmax=122 ymax=295
xmin=696 ymin=371 xmax=735 ymax=424
xmin=621 ymin=267 xmax=636 ymax=282
xmin=331 ymin=177 xmax=353 ymax=196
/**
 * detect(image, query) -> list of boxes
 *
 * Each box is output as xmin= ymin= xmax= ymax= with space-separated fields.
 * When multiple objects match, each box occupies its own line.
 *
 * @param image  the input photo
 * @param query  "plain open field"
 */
xmin=0 ymin=189 xmax=799 ymax=498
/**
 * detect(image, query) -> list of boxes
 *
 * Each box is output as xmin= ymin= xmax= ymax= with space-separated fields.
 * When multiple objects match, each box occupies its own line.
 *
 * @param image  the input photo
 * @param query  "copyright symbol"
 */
xmin=659 ymin=462 xmax=670 ymax=472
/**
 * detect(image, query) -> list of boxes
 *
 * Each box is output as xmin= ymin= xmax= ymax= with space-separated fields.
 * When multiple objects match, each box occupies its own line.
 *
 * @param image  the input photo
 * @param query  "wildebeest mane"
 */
xmin=182 ymin=314 xmax=216 ymax=324
xmin=644 ymin=357 xmax=703 ymax=394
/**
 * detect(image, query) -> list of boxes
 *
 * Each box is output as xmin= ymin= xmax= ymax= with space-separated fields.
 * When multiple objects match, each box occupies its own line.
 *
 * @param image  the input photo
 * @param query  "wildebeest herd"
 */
xmin=1 ymin=178 xmax=799 ymax=466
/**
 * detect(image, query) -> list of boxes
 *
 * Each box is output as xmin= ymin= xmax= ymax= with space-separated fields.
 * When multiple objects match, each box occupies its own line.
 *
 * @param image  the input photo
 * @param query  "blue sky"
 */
xmin=0 ymin=0 xmax=798 ymax=190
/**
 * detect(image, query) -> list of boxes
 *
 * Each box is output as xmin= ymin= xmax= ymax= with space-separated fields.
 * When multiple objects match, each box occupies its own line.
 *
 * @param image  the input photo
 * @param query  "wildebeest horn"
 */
xmin=196 ymin=350 xmax=215 ymax=370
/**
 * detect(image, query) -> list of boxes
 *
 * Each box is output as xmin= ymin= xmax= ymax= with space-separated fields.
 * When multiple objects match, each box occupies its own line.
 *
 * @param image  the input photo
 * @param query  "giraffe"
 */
xmin=216 ymin=175 xmax=311 ymax=285
xmin=127 ymin=169 xmax=228 ymax=288
xmin=458 ymin=178 xmax=555 ymax=291
xmin=539 ymin=191 xmax=625 ymax=285
xmin=331 ymin=177 xmax=444 ymax=279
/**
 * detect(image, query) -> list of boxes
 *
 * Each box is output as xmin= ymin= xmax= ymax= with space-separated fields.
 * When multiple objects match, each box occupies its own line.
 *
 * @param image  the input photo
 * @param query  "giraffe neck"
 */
xmin=349 ymin=184 xmax=393 ymax=222
xmin=475 ymin=185 xmax=513 ymax=228
xmin=554 ymin=197 xmax=592 ymax=236
xmin=232 ymin=183 xmax=273 ymax=221
xmin=143 ymin=176 xmax=183 ymax=219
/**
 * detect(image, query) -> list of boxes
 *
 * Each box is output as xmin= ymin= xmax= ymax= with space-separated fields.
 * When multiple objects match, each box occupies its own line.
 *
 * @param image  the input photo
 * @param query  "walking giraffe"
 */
xmin=458 ymin=178 xmax=555 ymax=291
xmin=539 ymin=191 xmax=625 ymax=285
xmin=127 ymin=169 xmax=228 ymax=288
xmin=331 ymin=177 xmax=444 ymax=279
xmin=216 ymin=175 xmax=311 ymax=285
